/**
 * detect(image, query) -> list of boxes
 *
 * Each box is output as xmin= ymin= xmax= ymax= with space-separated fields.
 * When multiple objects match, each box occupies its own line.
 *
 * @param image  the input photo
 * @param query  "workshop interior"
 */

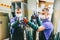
xmin=0 ymin=0 xmax=60 ymax=40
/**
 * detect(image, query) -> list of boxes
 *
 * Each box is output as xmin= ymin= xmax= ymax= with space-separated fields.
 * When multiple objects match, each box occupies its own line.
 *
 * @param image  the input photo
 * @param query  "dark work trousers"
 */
xmin=27 ymin=31 xmax=33 ymax=40
xmin=33 ymin=30 xmax=36 ymax=40
xmin=39 ymin=31 xmax=46 ymax=40
xmin=26 ymin=28 xmax=33 ymax=40
xmin=12 ymin=27 xmax=24 ymax=40
xmin=48 ymin=32 xmax=54 ymax=40
xmin=39 ymin=31 xmax=53 ymax=40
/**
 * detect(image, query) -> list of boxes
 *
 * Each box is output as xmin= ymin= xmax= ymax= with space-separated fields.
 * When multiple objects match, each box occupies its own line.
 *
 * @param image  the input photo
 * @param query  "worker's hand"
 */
xmin=23 ymin=17 xmax=29 ymax=24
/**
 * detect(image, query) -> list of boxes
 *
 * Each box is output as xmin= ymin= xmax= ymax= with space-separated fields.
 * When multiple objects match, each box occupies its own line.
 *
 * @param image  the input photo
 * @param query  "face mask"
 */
xmin=33 ymin=19 xmax=36 ymax=22
xmin=40 ymin=15 xmax=46 ymax=19
xmin=32 ymin=19 xmax=37 ymax=24
xmin=15 ymin=13 xmax=23 ymax=20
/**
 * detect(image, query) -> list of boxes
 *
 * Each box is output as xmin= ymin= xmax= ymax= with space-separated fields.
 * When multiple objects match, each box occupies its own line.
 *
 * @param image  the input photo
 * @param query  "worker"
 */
xmin=23 ymin=8 xmax=54 ymax=40
xmin=10 ymin=7 xmax=26 ymax=40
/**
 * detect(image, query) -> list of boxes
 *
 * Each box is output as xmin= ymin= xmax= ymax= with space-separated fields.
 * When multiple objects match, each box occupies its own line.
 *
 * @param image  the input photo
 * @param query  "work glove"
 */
xmin=23 ymin=18 xmax=38 ymax=31
xmin=36 ymin=16 xmax=42 ymax=26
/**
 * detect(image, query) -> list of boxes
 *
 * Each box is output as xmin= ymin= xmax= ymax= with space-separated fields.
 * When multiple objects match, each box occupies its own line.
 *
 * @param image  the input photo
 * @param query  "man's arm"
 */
xmin=36 ymin=16 xmax=42 ymax=26
xmin=23 ymin=18 xmax=45 ymax=32
xmin=37 ymin=26 xmax=45 ymax=32
xmin=10 ymin=18 xmax=19 ymax=28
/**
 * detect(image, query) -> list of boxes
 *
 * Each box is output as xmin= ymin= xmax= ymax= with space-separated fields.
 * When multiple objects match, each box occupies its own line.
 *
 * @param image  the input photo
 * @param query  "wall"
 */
xmin=53 ymin=0 xmax=60 ymax=34
xmin=0 ymin=0 xmax=11 ymax=18
xmin=27 ymin=0 xmax=37 ymax=20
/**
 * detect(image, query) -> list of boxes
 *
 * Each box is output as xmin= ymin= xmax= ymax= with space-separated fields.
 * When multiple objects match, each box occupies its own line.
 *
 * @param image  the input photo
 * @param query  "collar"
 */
xmin=42 ymin=18 xmax=49 ymax=23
